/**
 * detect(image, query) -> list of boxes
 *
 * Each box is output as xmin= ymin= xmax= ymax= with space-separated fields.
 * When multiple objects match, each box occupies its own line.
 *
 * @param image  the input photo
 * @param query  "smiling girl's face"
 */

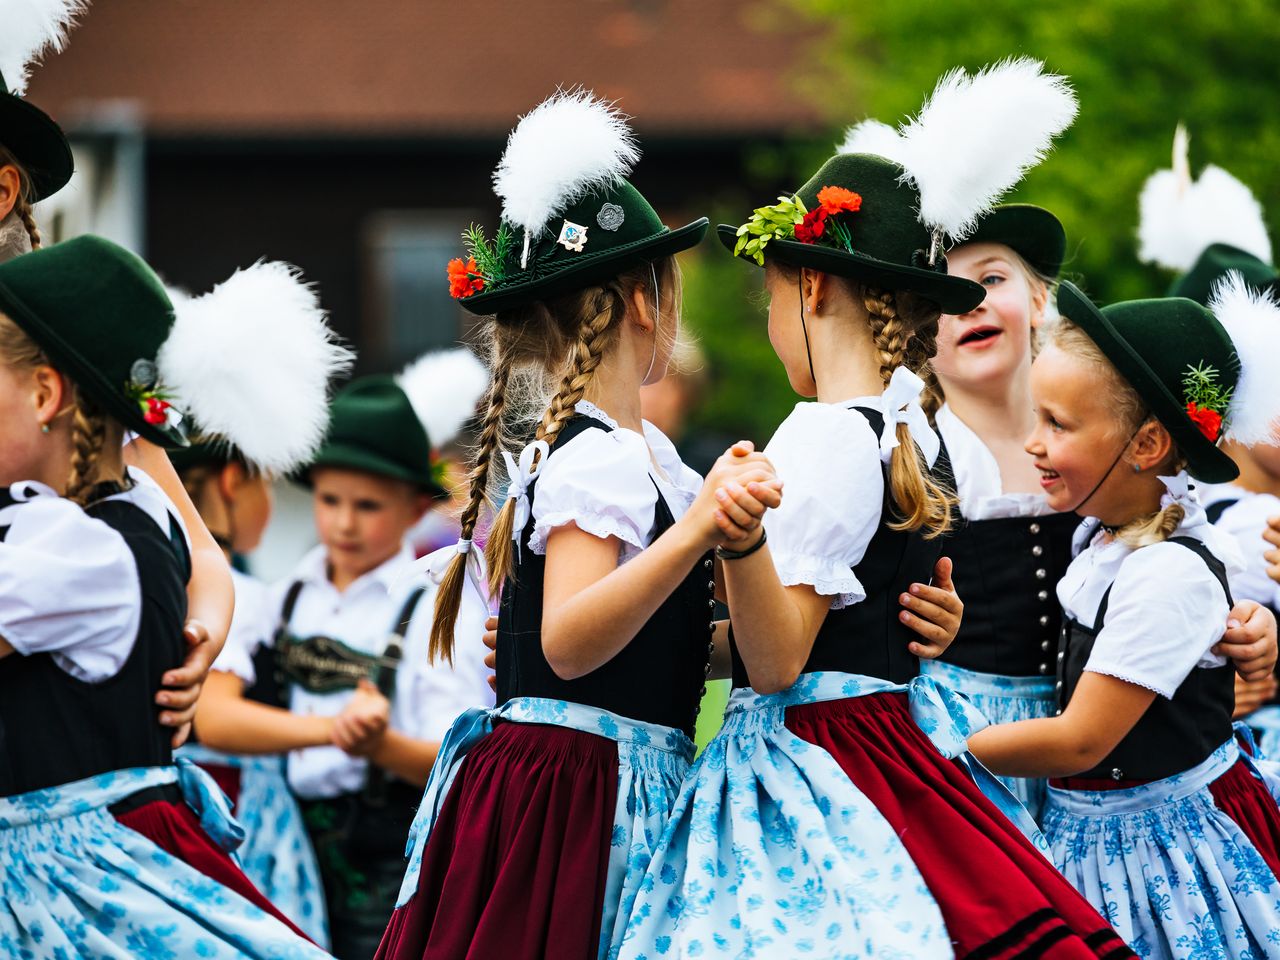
xmin=934 ymin=242 xmax=1046 ymax=395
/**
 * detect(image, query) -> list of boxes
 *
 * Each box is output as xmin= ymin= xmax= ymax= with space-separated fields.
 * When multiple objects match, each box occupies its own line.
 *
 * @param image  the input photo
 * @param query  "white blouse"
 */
xmin=934 ymin=404 xmax=1057 ymax=521
xmin=1199 ymin=482 xmax=1280 ymax=611
xmin=528 ymin=400 xmax=702 ymax=563
xmin=0 ymin=467 xmax=187 ymax=683
xmin=1058 ymin=488 xmax=1245 ymax=699
xmin=761 ymin=400 xmax=887 ymax=609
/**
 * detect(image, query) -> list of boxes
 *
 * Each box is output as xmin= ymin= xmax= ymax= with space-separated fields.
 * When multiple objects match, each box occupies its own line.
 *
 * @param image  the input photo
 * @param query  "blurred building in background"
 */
xmin=29 ymin=0 xmax=819 ymax=373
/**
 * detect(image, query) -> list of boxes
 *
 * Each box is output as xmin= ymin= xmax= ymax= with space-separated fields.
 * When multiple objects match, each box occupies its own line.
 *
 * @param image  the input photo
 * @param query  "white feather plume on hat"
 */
xmin=1208 ymin=271 xmax=1280 ymax=446
xmin=396 ymin=348 xmax=489 ymax=449
xmin=157 ymin=261 xmax=354 ymax=476
xmin=1138 ymin=126 xmax=1273 ymax=271
xmin=493 ymin=88 xmax=640 ymax=266
xmin=0 ymin=0 xmax=87 ymax=95
xmin=836 ymin=58 xmax=1078 ymax=243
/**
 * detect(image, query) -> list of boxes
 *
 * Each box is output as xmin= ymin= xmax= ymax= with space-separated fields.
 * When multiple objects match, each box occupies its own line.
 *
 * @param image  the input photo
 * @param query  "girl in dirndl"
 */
xmin=620 ymin=60 xmax=1134 ymax=960
xmin=0 ymin=236 xmax=329 ymax=958
xmin=968 ymin=277 xmax=1280 ymax=958
xmin=375 ymin=90 xmax=782 ymax=960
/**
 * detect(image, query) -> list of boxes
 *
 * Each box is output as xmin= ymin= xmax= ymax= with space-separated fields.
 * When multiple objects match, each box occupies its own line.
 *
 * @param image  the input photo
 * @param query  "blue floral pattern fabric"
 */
xmin=921 ymin=658 xmax=1056 ymax=822
xmin=178 ymin=742 xmax=329 ymax=947
xmin=397 ymin=697 xmax=694 ymax=960
xmin=1044 ymin=738 xmax=1280 ymax=959
xmin=1248 ymin=706 xmax=1280 ymax=763
xmin=0 ymin=762 xmax=331 ymax=959
xmin=615 ymin=671 xmax=1046 ymax=960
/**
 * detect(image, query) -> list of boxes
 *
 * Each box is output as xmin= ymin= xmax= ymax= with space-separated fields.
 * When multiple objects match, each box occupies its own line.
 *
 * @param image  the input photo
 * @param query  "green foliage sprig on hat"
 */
xmin=1180 ymin=362 xmax=1232 ymax=442
xmin=734 ymin=187 xmax=863 ymax=265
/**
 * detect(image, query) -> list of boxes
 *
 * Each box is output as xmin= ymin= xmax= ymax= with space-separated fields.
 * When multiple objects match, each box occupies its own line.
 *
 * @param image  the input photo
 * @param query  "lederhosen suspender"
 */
xmin=272 ymin=580 xmax=427 ymax=802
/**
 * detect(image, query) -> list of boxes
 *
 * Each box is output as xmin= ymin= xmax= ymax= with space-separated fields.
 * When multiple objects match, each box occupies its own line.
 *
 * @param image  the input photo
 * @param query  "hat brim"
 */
xmin=0 ymin=94 xmax=74 ymax=201
xmin=300 ymin=442 xmax=447 ymax=497
xmin=716 ymin=225 xmax=985 ymax=314
xmin=0 ymin=274 xmax=185 ymax=448
xmin=1056 ymin=282 xmax=1239 ymax=484
xmin=459 ymin=218 xmax=710 ymax=316
xmin=956 ymin=205 xmax=1066 ymax=279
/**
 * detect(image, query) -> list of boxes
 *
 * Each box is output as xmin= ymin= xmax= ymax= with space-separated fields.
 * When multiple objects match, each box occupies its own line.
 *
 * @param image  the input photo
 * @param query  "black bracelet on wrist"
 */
xmin=715 ymin=527 xmax=768 ymax=561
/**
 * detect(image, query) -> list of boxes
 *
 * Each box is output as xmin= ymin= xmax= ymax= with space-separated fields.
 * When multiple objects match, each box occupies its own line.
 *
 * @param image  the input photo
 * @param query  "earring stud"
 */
xmin=40 ymin=422 xmax=49 ymax=434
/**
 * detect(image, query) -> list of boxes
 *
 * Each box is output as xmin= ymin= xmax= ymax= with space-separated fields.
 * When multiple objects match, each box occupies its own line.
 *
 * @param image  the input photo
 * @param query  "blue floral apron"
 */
xmin=0 ymin=760 xmax=330 ymax=958
xmin=615 ymin=671 xmax=1044 ymax=960
xmin=398 ymin=697 xmax=694 ymax=960
xmin=178 ymin=741 xmax=329 ymax=947
xmin=921 ymin=657 xmax=1057 ymax=822
xmin=1044 ymin=736 xmax=1280 ymax=959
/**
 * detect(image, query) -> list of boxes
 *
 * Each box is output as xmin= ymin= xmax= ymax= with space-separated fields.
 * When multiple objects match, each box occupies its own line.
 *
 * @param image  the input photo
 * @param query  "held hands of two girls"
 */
xmin=330 ymin=678 xmax=391 ymax=756
xmin=901 ymin=556 xmax=964 ymax=659
xmin=699 ymin=441 xmax=784 ymax=548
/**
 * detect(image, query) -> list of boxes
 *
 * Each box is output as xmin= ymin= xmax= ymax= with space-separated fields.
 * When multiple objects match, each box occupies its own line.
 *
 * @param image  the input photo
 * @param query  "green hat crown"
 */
xmin=0 ymin=235 xmax=186 ymax=445
xmin=309 ymin=376 xmax=443 ymax=494
xmin=954 ymin=204 xmax=1067 ymax=280
xmin=447 ymin=89 xmax=708 ymax=315
xmin=1169 ymin=243 xmax=1279 ymax=306
xmin=1056 ymin=282 xmax=1242 ymax=482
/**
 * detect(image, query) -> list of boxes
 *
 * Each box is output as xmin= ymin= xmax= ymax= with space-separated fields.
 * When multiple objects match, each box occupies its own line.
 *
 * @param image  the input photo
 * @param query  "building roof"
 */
xmin=27 ymin=0 xmax=821 ymax=137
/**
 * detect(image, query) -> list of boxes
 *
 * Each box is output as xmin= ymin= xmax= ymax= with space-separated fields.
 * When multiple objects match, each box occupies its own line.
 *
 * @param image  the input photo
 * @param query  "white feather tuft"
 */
xmin=493 ymin=88 xmax=640 ymax=237
xmin=836 ymin=119 xmax=903 ymax=159
xmin=0 ymin=0 xmax=87 ymax=96
xmin=884 ymin=58 xmax=1077 ymax=240
xmin=158 ymin=261 xmax=354 ymax=476
xmin=1208 ymin=271 xmax=1280 ymax=446
xmin=396 ymin=348 xmax=490 ymax=449
xmin=1138 ymin=132 xmax=1272 ymax=271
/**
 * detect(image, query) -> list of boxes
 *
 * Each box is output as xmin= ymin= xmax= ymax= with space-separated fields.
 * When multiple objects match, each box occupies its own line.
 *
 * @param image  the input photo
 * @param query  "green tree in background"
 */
xmin=780 ymin=0 xmax=1280 ymax=303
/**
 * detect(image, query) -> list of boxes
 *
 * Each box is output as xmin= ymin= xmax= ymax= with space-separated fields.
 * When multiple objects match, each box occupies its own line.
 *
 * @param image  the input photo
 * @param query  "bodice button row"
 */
xmin=1040 ymin=640 xmax=1051 ymax=652
xmin=1034 ymin=568 xmax=1047 ymax=580
xmin=1029 ymin=522 xmax=1041 ymax=535
xmin=703 ymin=557 xmax=713 ymax=570
xmin=1039 ymin=614 xmax=1050 ymax=627
xmin=1038 ymin=590 xmax=1049 ymax=602
xmin=1039 ymin=663 xmax=1050 ymax=675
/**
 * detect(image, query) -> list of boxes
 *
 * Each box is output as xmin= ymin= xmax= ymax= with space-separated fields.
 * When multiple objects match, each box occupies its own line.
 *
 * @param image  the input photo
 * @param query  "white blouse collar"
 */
xmin=935 ymin=404 xmax=1057 ymax=520
xmin=575 ymin=399 xmax=618 ymax=430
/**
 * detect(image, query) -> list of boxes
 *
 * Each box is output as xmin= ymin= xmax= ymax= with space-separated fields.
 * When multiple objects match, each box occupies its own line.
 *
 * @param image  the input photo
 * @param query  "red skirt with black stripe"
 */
xmin=785 ymin=692 xmax=1135 ymax=960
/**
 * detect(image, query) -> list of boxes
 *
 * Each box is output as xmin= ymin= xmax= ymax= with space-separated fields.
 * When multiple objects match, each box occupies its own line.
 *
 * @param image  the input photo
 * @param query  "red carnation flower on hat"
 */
xmin=1185 ymin=402 xmax=1222 ymax=441
xmin=816 ymin=185 xmax=863 ymax=216
xmin=447 ymin=257 xmax=485 ymax=299
xmin=143 ymin=396 xmax=171 ymax=425
xmin=794 ymin=207 xmax=829 ymax=244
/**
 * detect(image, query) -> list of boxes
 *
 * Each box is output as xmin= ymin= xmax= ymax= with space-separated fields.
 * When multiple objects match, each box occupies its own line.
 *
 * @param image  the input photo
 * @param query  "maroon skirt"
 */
xmin=114 ymin=798 xmax=311 ymax=941
xmin=785 ymin=693 xmax=1135 ymax=960
xmin=376 ymin=721 xmax=620 ymax=960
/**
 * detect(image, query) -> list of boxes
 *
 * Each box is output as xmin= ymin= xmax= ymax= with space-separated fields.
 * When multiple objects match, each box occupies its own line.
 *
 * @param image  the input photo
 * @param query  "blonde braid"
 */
xmin=14 ymin=194 xmax=41 ymax=250
xmin=64 ymin=388 xmax=108 ymax=505
xmin=865 ymin=287 xmax=954 ymax=537
xmin=430 ymin=343 xmax=513 ymax=665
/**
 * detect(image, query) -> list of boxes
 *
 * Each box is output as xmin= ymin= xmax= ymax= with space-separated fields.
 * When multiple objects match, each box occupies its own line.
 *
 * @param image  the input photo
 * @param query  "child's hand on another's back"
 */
xmin=332 ymin=678 xmax=391 ymax=756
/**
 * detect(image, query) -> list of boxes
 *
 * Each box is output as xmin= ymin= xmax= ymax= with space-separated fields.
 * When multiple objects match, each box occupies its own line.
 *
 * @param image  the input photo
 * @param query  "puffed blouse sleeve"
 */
xmin=528 ymin=427 xmax=659 ymax=555
xmin=762 ymin=403 xmax=885 ymax=609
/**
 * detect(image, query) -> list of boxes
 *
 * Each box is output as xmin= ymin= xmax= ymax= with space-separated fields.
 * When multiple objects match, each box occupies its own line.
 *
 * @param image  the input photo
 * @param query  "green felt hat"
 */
xmin=1168 ymin=243 xmax=1279 ymax=306
xmin=449 ymin=90 xmax=707 ymax=316
xmin=306 ymin=376 xmax=445 ymax=496
xmin=0 ymin=72 xmax=73 ymax=202
xmin=718 ymin=153 xmax=986 ymax=314
xmin=955 ymin=204 xmax=1066 ymax=279
xmin=0 ymin=234 xmax=188 ymax=447
xmin=1056 ymin=281 xmax=1240 ymax=483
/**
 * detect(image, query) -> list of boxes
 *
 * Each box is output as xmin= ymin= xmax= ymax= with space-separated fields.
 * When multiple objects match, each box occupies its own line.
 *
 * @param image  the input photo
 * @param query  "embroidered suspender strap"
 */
xmin=1204 ymin=498 xmax=1242 ymax=525
xmin=274 ymin=580 xmax=307 ymax=645
xmin=364 ymin=585 xmax=427 ymax=805
xmin=1092 ymin=535 xmax=1234 ymax=631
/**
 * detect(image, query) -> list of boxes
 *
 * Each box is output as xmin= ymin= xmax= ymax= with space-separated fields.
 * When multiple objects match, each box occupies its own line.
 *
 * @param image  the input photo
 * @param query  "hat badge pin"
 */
xmin=557 ymin=220 xmax=589 ymax=252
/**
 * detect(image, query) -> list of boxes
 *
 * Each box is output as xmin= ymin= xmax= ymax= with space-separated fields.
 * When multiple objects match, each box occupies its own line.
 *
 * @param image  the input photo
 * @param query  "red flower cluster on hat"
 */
xmin=1185 ymin=402 xmax=1222 ymax=441
xmin=143 ymin=396 xmax=172 ymax=425
xmin=794 ymin=186 xmax=864 ymax=247
xmin=447 ymin=257 xmax=485 ymax=299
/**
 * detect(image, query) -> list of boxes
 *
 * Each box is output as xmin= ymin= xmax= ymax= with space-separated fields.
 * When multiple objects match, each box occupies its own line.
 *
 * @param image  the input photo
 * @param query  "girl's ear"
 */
xmin=1130 ymin=419 xmax=1175 ymax=472
xmin=0 ymin=166 xmax=21 ymax=222
xmin=629 ymin=282 xmax=655 ymax=335
xmin=31 ymin=364 xmax=67 ymax=429
xmin=799 ymin=268 xmax=829 ymax=314
xmin=218 ymin=460 xmax=247 ymax=500
xmin=1028 ymin=279 xmax=1049 ymax=330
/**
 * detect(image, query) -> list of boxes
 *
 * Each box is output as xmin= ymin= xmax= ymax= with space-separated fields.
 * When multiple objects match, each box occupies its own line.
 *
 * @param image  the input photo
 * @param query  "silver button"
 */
xmin=1038 ymin=590 xmax=1049 ymax=602
xmin=1029 ymin=522 xmax=1041 ymax=535
xmin=1041 ymin=640 xmax=1051 ymax=652
xmin=1039 ymin=615 xmax=1050 ymax=627
xmin=1035 ymin=568 xmax=1047 ymax=580
xmin=1057 ymin=650 xmax=1065 ymax=661
xmin=1110 ymin=768 xmax=1124 ymax=781
xmin=1055 ymin=708 xmax=1063 ymax=716
xmin=1031 ymin=545 xmax=1044 ymax=557
xmin=703 ymin=558 xmax=713 ymax=570
xmin=1039 ymin=663 xmax=1050 ymax=675
xmin=1055 ymin=680 xmax=1063 ymax=692
xmin=709 ymin=622 xmax=717 ymax=634
xmin=708 ymin=599 xmax=715 ymax=610
xmin=707 ymin=580 xmax=715 ymax=591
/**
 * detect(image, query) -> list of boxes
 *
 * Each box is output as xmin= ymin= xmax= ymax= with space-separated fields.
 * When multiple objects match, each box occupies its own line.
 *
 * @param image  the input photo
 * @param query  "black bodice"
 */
xmin=730 ymin=407 xmax=946 ymax=688
xmin=1056 ymin=536 xmax=1234 ymax=782
xmin=496 ymin=415 xmax=715 ymax=738
xmin=0 ymin=493 xmax=191 ymax=796
xmin=939 ymin=511 xmax=1080 ymax=678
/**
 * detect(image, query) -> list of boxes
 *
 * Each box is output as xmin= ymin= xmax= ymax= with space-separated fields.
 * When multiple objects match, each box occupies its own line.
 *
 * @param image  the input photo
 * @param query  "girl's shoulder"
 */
xmin=768 ymin=399 xmax=881 ymax=454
